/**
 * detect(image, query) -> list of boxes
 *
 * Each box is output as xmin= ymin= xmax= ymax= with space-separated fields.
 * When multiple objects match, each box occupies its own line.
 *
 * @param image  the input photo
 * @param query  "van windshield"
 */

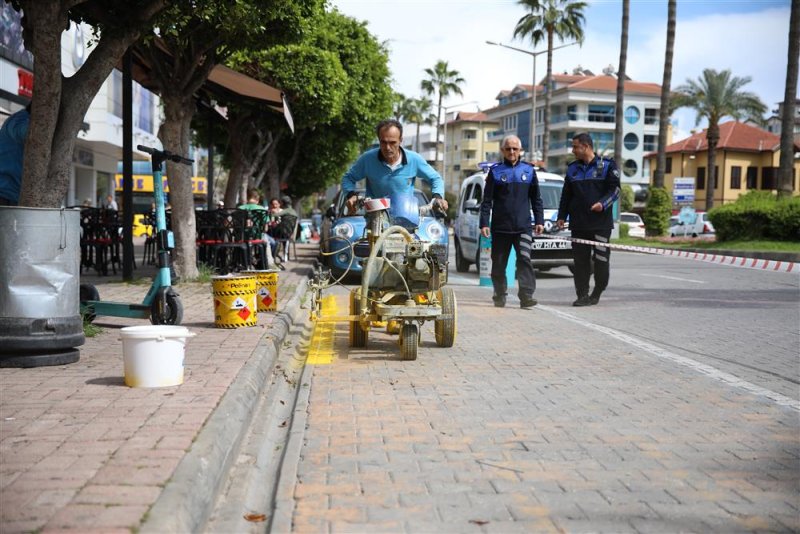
xmin=540 ymin=183 xmax=563 ymax=210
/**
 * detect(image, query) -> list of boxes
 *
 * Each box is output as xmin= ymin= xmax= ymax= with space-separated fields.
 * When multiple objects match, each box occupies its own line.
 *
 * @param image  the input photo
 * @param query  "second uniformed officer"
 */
xmin=480 ymin=135 xmax=544 ymax=309
xmin=557 ymin=132 xmax=621 ymax=306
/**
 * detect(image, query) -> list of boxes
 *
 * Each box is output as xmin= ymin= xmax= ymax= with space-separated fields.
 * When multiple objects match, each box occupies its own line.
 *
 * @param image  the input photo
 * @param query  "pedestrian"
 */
xmin=106 ymin=194 xmax=118 ymax=211
xmin=557 ymin=132 xmax=621 ymax=307
xmin=479 ymin=135 xmax=544 ymax=309
xmin=238 ymin=188 xmax=264 ymax=210
xmin=0 ymin=104 xmax=30 ymax=206
xmin=341 ymin=118 xmax=447 ymax=214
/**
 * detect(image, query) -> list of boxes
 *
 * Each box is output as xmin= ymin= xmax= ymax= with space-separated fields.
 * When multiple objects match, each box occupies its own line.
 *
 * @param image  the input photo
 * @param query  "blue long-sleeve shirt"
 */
xmin=0 ymin=109 xmax=29 ymax=204
xmin=341 ymin=147 xmax=444 ymax=199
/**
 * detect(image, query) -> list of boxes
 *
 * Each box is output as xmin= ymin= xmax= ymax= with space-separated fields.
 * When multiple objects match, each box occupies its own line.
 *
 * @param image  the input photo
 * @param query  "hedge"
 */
xmin=708 ymin=191 xmax=800 ymax=242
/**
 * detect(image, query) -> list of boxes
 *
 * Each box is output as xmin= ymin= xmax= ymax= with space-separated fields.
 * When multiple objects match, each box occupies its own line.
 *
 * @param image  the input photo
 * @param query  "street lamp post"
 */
xmin=442 ymin=100 xmax=478 ymax=195
xmin=485 ymin=40 xmax=578 ymax=166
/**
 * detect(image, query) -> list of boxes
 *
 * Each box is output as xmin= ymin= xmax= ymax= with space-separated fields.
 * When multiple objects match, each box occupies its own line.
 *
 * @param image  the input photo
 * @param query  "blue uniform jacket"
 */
xmin=479 ymin=160 xmax=544 ymax=234
xmin=341 ymin=147 xmax=444 ymax=199
xmin=557 ymin=156 xmax=621 ymax=231
xmin=0 ymin=109 xmax=30 ymax=204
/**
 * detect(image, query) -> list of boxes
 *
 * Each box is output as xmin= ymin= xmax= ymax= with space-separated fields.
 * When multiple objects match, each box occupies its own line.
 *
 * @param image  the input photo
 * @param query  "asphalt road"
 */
xmin=447 ymin=248 xmax=800 ymax=402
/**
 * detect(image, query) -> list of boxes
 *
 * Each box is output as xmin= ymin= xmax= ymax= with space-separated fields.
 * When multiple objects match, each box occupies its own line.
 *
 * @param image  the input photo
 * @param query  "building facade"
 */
xmin=644 ymin=121 xmax=800 ymax=210
xmin=484 ymin=70 xmax=662 ymax=188
xmin=439 ymin=111 xmax=499 ymax=196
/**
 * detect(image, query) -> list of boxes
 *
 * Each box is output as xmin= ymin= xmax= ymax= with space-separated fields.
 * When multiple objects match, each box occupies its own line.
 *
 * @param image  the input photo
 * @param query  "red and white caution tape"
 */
xmin=540 ymin=235 xmax=798 ymax=274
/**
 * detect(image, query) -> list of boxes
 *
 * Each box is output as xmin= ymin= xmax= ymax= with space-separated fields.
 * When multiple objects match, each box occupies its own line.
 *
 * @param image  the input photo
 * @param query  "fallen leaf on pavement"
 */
xmin=244 ymin=513 xmax=267 ymax=522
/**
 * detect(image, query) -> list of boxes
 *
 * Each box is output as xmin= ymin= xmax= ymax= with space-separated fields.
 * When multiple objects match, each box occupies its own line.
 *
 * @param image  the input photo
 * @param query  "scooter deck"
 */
xmin=84 ymin=300 xmax=150 ymax=319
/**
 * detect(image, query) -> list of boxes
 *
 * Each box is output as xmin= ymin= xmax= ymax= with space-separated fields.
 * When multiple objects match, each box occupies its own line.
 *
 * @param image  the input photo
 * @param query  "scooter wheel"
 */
xmin=79 ymin=283 xmax=99 ymax=323
xmin=151 ymin=287 xmax=183 ymax=325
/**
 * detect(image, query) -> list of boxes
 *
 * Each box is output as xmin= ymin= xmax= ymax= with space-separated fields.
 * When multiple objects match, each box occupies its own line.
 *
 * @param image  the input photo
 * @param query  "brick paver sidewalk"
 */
xmin=0 ymin=246 xmax=315 ymax=533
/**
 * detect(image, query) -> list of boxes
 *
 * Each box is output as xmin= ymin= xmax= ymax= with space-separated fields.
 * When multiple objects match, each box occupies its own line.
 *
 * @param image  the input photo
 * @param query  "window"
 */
xmin=462 ymin=130 xmax=477 ymax=140
xmin=623 ymin=133 xmax=639 ymax=150
xmin=623 ymin=159 xmax=638 ymax=177
xmin=503 ymin=115 xmax=517 ymax=130
xmin=567 ymin=105 xmax=577 ymax=120
xmin=746 ymin=166 xmax=758 ymax=189
xmin=624 ymin=106 xmax=640 ymax=124
xmin=762 ymin=167 xmax=777 ymax=190
xmin=730 ymin=166 xmax=742 ymax=189
xmin=643 ymin=135 xmax=656 ymax=152
xmin=665 ymin=157 xmax=672 ymax=174
xmin=588 ymin=104 xmax=615 ymax=123
xmin=644 ymin=108 xmax=658 ymax=125
xmin=697 ymin=167 xmax=706 ymax=190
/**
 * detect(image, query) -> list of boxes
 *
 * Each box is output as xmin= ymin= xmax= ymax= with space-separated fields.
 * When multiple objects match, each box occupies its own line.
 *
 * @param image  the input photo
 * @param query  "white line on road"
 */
xmin=640 ymin=273 xmax=707 ymax=284
xmin=540 ymin=305 xmax=800 ymax=413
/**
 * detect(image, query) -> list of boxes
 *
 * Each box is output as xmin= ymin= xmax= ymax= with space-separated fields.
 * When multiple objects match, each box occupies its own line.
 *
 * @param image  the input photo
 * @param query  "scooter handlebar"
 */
xmin=137 ymin=145 xmax=194 ymax=165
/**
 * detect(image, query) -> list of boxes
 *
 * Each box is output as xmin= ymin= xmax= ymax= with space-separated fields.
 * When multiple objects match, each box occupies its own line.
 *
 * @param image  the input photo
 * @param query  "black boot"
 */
xmin=572 ymin=295 xmax=591 ymax=307
xmin=589 ymin=289 xmax=602 ymax=305
xmin=493 ymin=295 xmax=506 ymax=308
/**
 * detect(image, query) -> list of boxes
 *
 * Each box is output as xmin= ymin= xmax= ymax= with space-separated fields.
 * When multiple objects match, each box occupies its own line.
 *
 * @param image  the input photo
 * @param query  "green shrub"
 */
xmin=709 ymin=192 xmax=800 ymax=242
xmin=643 ymin=187 xmax=671 ymax=236
xmin=620 ymin=185 xmax=634 ymax=213
xmin=619 ymin=222 xmax=630 ymax=239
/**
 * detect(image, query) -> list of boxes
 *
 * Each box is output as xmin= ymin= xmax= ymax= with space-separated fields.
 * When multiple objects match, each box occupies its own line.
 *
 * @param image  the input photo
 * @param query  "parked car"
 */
xmin=668 ymin=211 xmax=715 ymax=237
xmin=619 ymin=212 xmax=646 ymax=238
xmin=453 ymin=168 xmax=574 ymax=274
xmin=319 ymin=188 xmax=449 ymax=278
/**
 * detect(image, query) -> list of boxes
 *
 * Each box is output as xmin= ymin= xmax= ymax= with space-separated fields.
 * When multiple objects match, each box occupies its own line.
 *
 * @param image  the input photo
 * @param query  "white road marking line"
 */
xmin=640 ymin=273 xmax=707 ymax=284
xmin=540 ymin=304 xmax=800 ymax=413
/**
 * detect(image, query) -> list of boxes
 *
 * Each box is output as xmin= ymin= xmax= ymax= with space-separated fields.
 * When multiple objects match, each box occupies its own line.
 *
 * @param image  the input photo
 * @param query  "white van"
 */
xmin=453 ymin=168 xmax=574 ymax=273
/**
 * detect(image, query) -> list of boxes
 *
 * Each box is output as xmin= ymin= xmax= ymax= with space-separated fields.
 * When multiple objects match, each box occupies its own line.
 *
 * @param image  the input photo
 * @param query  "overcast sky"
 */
xmin=330 ymin=0 xmax=793 ymax=141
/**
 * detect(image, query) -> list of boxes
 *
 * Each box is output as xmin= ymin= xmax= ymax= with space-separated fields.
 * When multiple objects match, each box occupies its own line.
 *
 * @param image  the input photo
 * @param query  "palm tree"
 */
xmin=421 ymin=60 xmax=465 ymax=169
xmin=392 ymin=92 xmax=410 ymax=121
xmin=613 ymin=0 xmax=629 ymax=167
xmin=674 ymin=69 xmax=767 ymax=210
xmin=513 ymin=0 xmax=586 ymax=165
xmin=404 ymin=97 xmax=436 ymax=153
xmin=778 ymin=0 xmax=799 ymax=198
xmin=653 ymin=0 xmax=677 ymax=189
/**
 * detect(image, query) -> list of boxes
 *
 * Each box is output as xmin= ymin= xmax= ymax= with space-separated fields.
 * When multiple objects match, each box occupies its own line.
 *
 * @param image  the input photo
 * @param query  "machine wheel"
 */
xmin=79 ymin=283 xmax=99 ymax=323
xmin=150 ymin=287 xmax=183 ymax=325
xmin=454 ymin=240 xmax=470 ymax=272
xmin=349 ymin=288 xmax=367 ymax=348
xmin=386 ymin=319 xmax=401 ymax=335
xmin=399 ymin=323 xmax=418 ymax=361
xmin=434 ymin=287 xmax=457 ymax=347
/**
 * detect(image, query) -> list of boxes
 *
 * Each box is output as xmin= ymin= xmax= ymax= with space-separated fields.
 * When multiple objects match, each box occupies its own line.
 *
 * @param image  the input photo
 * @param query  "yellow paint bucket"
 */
xmin=212 ymin=275 xmax=257 ymax=328
xmin=242 ymin=269 xmax=279 ymax=312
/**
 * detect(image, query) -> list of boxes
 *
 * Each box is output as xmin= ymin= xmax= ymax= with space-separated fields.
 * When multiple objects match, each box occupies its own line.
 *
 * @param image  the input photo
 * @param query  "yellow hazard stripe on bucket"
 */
xmin=307 ymin=295 xmax=338 ymax=365
xmin=212 ymin=275 xmax=257 ymax=328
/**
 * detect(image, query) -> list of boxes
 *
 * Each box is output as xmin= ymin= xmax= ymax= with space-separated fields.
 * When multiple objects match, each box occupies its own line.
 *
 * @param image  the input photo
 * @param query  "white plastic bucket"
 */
xmin=120 ymin=325 xmax=195 ymax=387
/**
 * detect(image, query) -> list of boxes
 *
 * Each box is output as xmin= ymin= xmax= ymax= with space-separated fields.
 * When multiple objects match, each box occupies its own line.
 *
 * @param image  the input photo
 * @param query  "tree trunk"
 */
xmin=415 ymin=122 xmax=421 ymax=153
xmin=778 ymin=0 xmax=799 ymax=198
xmin=654 ymin=0 xmax=677 ymax=189
xmin=613 ymin=0 xmax=629 ymax=167
xmin=705 ymin=125 xmax=719 ymax=211
xmin=542 ymin=30 xmax=554 ymax=166
xmin=433 ymin=94 xmax=443 ymax=171
xmin=18 ymin=1 xmax=138 ymax=207
xmin=224 ymin=114 xmax=250 ymax=206
xmin=159 ymin=95 xmax=199 ymax=279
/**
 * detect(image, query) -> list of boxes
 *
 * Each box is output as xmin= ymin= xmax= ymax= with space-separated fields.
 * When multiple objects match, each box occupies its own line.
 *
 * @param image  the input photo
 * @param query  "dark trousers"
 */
xmin=491 ymin=231 xmax=536 ymax=298
xmin=571 ymin=228 xmax=611 ymax=297
xmin=0 ymin=197 xmax=14 ymax=206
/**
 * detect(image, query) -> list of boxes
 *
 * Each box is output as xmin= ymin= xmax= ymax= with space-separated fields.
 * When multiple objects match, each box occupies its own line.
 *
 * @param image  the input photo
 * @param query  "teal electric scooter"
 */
xmin=80 ymin=145 xmax=193 ymax=325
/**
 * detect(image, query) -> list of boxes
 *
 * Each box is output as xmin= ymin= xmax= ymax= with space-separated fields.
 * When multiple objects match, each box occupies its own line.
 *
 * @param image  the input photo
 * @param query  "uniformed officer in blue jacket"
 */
xmin=557 ymin=132 xmax=621 ymax=307
xmin=479 ymin=135 xmax=544 ymax=309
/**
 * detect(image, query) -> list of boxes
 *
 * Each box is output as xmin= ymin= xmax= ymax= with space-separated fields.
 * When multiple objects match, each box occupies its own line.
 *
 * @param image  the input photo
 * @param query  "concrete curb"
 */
xmin=140 ymin=270 xmax=311 ymax=534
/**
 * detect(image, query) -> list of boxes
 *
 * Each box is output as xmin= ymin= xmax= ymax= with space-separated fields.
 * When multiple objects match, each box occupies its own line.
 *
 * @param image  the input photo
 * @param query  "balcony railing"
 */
xmin=551 ymin=112 xmax=660 ymax=127
xmin=486 ymin=129 xmax=505 ymax=141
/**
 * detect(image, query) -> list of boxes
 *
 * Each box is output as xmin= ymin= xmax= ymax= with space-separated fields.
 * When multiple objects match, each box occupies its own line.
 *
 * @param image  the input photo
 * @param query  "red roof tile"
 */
xmin=566 ymin=76 xmax=661 ymax=95
xmin=661 ymin=121 xmax=785 ymax=154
